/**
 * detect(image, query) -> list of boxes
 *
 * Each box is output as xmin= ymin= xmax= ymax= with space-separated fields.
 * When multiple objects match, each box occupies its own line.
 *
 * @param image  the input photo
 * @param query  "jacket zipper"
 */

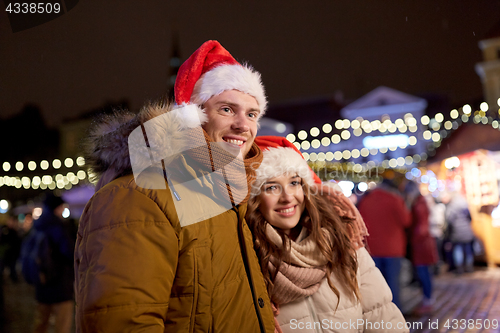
xmin=306 ymin=296 xmax=323 ymax=333
xmin=234 ymin=207 xmax=267 ymax=333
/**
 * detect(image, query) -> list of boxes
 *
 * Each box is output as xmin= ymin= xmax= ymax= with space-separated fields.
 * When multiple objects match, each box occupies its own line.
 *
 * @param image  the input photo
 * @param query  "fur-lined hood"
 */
xmin=84 ymin=101 xmax=207 ymax=189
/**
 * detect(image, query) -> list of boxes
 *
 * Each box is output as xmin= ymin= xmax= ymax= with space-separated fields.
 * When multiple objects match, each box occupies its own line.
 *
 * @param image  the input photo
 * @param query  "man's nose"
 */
xmin=231 ymin=112 xmax=250 ymax=132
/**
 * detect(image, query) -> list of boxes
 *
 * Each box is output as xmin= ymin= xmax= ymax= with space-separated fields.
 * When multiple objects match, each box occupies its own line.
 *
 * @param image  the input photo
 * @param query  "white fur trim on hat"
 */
xmin=171 ymin=103 xmax=208 ymax=128
xmin=251 ymin=147 xmax=314 ymax=197
xmin=190 ymin=64 xmax=267 ymax=116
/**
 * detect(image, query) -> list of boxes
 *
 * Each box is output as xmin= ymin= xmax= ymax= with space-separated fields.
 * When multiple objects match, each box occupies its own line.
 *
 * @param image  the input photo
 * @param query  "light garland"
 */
xmin=0 ymin=169 xmax=89 ymax=191
xmin=1 ymin=157 xmax=85 ymax=173
xmin=286 ymin=101 xmax=500 ymax=168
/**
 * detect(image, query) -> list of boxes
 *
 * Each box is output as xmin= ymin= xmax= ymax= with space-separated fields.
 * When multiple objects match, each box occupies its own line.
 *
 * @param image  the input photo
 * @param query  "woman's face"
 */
xmin=258 ymin=173 xmax=306 ymax=235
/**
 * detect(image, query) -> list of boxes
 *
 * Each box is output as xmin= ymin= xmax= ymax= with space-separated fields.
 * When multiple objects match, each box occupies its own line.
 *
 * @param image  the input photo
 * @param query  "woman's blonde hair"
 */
xmin=247 ymin=183 xmax=361 ymax=306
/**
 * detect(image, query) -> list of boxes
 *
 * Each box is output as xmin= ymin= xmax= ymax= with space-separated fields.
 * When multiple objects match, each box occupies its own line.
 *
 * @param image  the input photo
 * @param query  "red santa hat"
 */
xmin=174 ymin=40 xmax=267 ymax=117
xmin=251 ymin=136 xmax=322 ymax=197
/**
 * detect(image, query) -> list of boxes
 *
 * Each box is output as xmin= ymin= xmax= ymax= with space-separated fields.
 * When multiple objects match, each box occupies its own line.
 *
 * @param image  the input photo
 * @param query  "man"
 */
xmin=75 ymin=40 xmax=275 ymax=332
xmin=357 ymin=178 xmax=411 ymax=310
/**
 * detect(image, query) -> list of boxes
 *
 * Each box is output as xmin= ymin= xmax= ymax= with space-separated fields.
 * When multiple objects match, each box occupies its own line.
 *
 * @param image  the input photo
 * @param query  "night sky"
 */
xmin=1 ymin=1 xmax=500 ymax=127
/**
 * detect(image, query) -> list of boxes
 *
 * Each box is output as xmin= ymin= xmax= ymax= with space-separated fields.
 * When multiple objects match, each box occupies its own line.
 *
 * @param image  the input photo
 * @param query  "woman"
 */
xmin=247 ymin=136 xmax=408 ymax=333
xmin=404 ymin=181 xmax=438 ymax=315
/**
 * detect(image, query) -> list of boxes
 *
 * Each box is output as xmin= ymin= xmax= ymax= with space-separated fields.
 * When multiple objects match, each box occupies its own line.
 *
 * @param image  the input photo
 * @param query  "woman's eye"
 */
xmin=291 ymin=180 xmax=301 ymax=186
xmin=264 ymin=185 xmax=278 ymax=192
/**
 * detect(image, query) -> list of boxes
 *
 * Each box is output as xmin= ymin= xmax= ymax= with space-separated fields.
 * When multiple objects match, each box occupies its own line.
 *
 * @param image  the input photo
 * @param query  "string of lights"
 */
xmin=1 ymin=100 xmax=499 ymax=192
xmin=286 ymin=100 xmax=500 ymax=163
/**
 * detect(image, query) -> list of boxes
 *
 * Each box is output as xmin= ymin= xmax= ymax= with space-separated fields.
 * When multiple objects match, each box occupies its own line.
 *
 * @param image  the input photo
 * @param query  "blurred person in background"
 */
xmin=425 ymin=194 xmax=447 ymax=275
xmin=28 ymin=194 xmax=75 ymax=333
xmin=444 ymin=191 xmax=475 ymax=274
xmin=0 ymin=213 xmax=22 ymax=283
xmin=404 ymin=181 xmax=438 ymax=315
xmin=357 ymin=178 xmax=411 ymax=310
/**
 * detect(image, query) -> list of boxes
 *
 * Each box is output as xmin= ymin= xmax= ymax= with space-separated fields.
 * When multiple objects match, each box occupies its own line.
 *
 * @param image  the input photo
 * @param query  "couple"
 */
xmin=75 ymin=40 xmax=408 ymax=332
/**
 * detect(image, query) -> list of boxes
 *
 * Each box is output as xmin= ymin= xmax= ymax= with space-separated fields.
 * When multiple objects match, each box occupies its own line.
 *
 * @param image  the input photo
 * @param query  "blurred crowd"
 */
xmin=0 ymin=194 xmax=76 ymax=332
xmin=357 ymin=176 xmax=478 ymax=316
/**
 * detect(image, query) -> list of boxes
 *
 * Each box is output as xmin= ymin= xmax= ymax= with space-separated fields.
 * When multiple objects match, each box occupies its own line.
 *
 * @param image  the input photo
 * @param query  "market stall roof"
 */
xmin=341 ymin=86 xmax=427 ymax=120
xmin=429 ymin=123 xmax=500 ymax=162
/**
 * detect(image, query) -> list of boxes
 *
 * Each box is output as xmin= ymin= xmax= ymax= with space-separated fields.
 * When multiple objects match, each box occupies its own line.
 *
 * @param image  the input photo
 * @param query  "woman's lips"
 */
xmin=275 ymin=205 xmax=297 ymax=217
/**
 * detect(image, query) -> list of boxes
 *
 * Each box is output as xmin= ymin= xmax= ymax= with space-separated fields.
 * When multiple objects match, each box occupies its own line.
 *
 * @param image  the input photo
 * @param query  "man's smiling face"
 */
xmin=202 ymin=89 xmax=260 ymax=158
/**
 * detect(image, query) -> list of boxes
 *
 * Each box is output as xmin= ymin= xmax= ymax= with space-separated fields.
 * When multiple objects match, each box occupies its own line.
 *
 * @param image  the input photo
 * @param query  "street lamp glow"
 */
xmin=480 ymin=102 xmax=489 ymax=112
xmin=463 ymin=104 xmax=472 ymax=114
xmin=322 ymin=124 xmax=332 ymax=134
xmin=298 ymin=130 xmax=307 ymax=140
xmin=76 ymin=157 xmax=85 ymax=166
xmin=28 ymin=161 xmax=36 ymax=171
xmin=435 ymin=113 xmax=444 ymax=123
xmin=0 ymin=199 xmax=9 ymax=213
xmin=53 ymin=159 xmax=62 ymax=169
xmin=450 ymin=109 xmax=459 ymax=119
xmin=335 ymin=119 xmax=344 ymax=130
xmin=286 ymin=133 xmax=296 ymax=143
xmin=342 ymin=150 xmax=351 ymax=159
xmin=421 ymin=115 xmax=430 ymax=125
xmin=64 ymin=158 xmax=74 ymax=168
xmin=331 ymin=134 xmax=341 ymax=144
xmin=444 ymin=156 xmax=460 ymax=169
xmin=310 ymin=127 xmax=320 ymax=137
xmin=275 ymin=123 xmax=286 ymax=133
xmin=2 ymin=162 xmax=10 ymax=172
xmin=358 ymin=182 xmax=368 ymax=192
xmin=395 ymin=119 xmax=404 ymax=127
xmin=40 ymin=160 xmax=49 ymax=170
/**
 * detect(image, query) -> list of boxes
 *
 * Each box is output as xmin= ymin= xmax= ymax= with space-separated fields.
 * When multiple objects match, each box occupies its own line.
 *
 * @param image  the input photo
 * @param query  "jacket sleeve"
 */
xmin=74 ymin=185 xmax=179 ymax=333
xmin=358 ymin=247 xmax=409 ymax=333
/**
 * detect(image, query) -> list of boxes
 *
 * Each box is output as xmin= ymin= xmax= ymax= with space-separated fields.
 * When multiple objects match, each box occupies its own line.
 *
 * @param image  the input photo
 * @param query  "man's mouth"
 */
xmin=223 ymin=137 xmax=245 ymax=146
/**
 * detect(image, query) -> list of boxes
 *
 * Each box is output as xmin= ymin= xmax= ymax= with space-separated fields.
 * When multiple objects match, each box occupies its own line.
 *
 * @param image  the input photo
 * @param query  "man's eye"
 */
xmin=248 ymin=112 xmax=257 ymax=118
xmin=221 ymin=107 xmax=232 ymax=113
